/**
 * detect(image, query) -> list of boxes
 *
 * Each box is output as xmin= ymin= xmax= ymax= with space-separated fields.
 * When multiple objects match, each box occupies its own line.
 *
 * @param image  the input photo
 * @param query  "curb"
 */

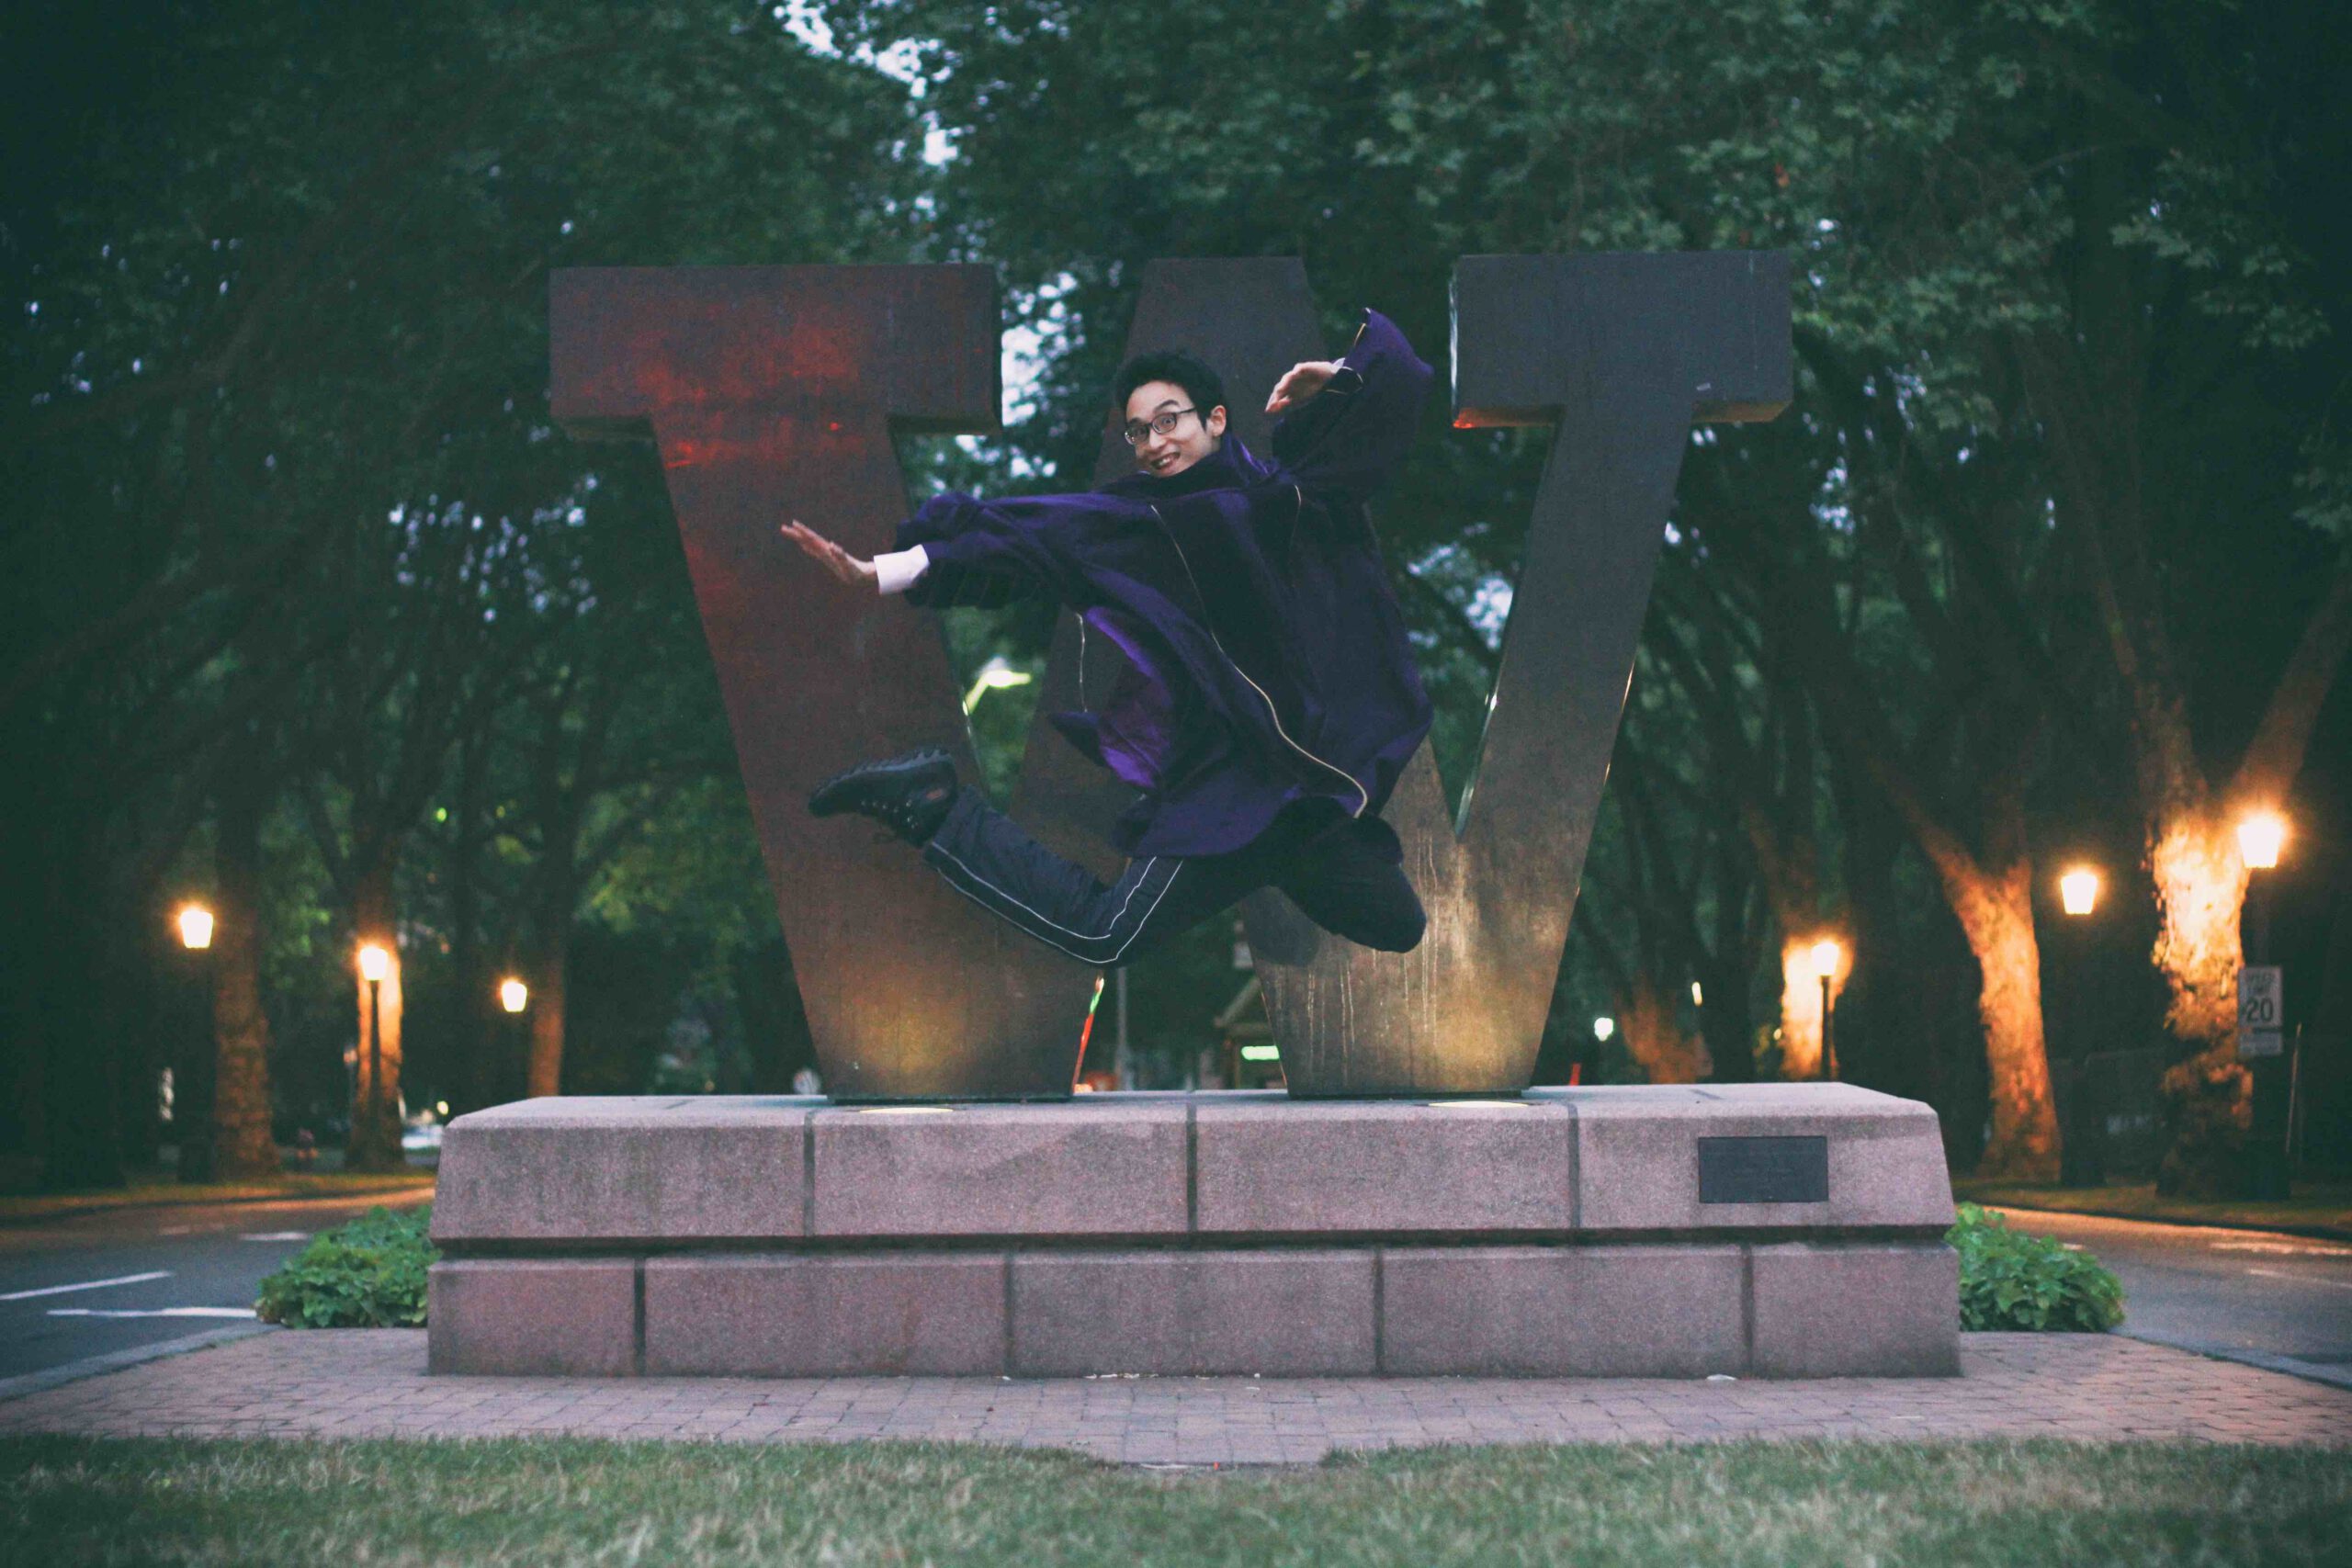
xmin=1976 ymin=1200 xmax=2352 ymax=1246
xmin=0 ymin=1186 xmax=435 ymax=1231
xmin=0 ymin=1324 xmax=278 ymax=1405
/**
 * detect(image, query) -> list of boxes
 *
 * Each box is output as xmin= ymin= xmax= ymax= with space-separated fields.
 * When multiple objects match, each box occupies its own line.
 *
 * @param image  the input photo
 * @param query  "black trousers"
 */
xmin=921 ymin=788 xmax=1426 ymax=967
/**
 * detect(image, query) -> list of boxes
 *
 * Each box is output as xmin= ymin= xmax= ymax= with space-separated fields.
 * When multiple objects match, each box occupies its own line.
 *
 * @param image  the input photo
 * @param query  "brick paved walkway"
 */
xmin=2 ymin=1329 xmax=2345 ymax=1463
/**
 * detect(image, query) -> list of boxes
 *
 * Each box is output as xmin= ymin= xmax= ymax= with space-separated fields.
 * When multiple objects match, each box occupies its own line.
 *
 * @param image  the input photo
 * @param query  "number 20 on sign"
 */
xmin=2237 ymin=966 xmax=2284 ymax=1060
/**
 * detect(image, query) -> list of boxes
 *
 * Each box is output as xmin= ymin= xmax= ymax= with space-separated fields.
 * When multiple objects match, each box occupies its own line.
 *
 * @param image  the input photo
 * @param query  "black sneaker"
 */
xmin=808 ymin=747 xmax=959 ymax=846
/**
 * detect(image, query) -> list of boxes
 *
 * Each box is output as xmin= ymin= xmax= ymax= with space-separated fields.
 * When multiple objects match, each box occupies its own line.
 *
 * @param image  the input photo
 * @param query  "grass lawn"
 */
xmin=0 ymin=1169 xmax=436 ymax=1224
xmin=2 ymin=1436 xmax=2346 ymax=1566
xmin=1953 ymin=1178 xmax=2352 ymax=1238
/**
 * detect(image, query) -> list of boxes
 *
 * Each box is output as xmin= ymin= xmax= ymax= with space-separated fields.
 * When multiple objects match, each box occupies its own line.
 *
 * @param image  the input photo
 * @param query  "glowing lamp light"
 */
xmin=962 ymin=656 xmax=1035 ymax=714
xmin=1690 ymin=980 xmax=1704 ymax=1008
xmin=1239 ymin=1043 xmax=1281 ymax=1062
xmin=2237 ymin=810 xmax=2287 ymax=871
xmin=176 ymin=904 xmax=214 ymax=951
xmin=1592 ymin=1016 xmax=1615 ymax=1043
xmin=1810 ymin=938 xmax=1843 ymax=981
xmin=499 ymin=977 xmax=528 ymax=1013
xmin=2060 ymin=866 xmax=2100 ymax=917
xmin=357 ymin=943 xmax=390 ymax=983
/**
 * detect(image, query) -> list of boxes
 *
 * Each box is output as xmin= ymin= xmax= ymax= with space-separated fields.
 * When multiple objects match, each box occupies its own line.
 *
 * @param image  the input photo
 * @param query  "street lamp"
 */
xmin=357 ymin=942 xmax=390 ymax=1151
xmin=497 ymin=975 xmax=530 ymax=1109
xmin=2060 ymin=867 xmax=2100 ymax=918
xmin=2236 ymin=809 xmax=2292 ymax=1200
xmin=2237 ymin=810 xmax=2286 ymax=872
xmin=962 ymin=655 xmax=1034 ymax=714
xmin=1592 ymin=1015 xmax=1615 ymax=1043
xmin=1812 ymin=938 xmax=1844 ymax=1081
xmin=2054 ymin=866 xmax=2106 ymax=1186
xmin=173 ymin=903 xmax=218 ymax=1180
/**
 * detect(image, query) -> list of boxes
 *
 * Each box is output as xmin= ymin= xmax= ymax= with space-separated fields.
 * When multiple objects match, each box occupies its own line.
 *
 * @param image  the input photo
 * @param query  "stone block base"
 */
xmin=428 ymin=1086 xmax=1960 ymax=1379
xmin=429 ymin=1240 xmax=1957 ymax=1379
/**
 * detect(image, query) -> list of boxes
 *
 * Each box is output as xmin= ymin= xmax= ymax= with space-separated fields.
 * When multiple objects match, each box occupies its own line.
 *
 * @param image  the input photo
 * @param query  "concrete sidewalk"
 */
xmin=1 ymin=1328 xmax=2346 ymax=1463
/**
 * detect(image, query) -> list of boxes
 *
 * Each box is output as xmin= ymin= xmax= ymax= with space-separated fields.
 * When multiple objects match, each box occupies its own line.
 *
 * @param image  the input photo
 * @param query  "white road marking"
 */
xmin=46 ymin=1306 xmax=258 ymax=1320
xmin=2246 ymin=1268 xmax=2352 ymax=1291
xmin=239 ymin=1232 xmax=311 ymax=1242
xmin=2212 ymin=1239 xmax=2352 ymax=1257
xmin=0 ymin=1271 xmax=173 ymax=1303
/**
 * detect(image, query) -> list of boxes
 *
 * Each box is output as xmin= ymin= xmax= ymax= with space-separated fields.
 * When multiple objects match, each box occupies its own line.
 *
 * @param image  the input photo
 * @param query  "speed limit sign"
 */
xmin=2238 ymin=966 xmax=2283 ymax=1059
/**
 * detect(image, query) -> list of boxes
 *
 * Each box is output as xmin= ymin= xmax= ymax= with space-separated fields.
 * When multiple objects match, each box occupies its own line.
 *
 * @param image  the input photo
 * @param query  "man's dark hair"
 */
xmin=1111 ymin=349 xmax=1226 ymax=422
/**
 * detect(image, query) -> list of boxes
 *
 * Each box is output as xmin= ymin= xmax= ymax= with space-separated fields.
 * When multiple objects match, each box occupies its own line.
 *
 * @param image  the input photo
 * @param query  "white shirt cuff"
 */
xmin=873 ymin=545 xmax=930 ymax=595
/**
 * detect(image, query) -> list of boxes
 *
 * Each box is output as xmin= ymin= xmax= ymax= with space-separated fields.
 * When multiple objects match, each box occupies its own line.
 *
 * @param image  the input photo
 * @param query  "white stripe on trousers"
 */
xmin=926 ymin=842 xmax=1186 ymax=965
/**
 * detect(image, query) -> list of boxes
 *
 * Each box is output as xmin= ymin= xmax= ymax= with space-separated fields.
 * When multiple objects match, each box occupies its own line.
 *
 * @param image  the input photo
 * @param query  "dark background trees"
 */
xmin=5 ymin=0 xmax=2345 ymax=1193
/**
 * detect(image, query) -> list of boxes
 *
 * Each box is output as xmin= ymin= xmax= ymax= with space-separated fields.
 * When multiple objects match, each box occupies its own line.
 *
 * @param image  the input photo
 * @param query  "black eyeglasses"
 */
xmin=1122 ymin=407 xmax=1197 ymax=446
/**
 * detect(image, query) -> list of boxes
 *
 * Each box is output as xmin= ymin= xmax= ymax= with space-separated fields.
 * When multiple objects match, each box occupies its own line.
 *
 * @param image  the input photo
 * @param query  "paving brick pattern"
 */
xmin=2 ymin=1330 xmax=2344 ymax=1464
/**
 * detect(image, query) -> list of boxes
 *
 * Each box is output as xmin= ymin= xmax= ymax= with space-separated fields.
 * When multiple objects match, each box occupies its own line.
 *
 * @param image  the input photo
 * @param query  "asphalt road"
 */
xmin=0 ymin=1192 xmax=431 ymax=1385
xmin=1990 ymin=1206 xmax=2352 ymax=1388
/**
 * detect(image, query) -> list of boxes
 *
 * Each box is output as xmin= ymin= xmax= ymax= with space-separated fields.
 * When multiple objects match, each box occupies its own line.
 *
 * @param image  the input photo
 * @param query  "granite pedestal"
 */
xmin=427 ymin=1085 xmax=1960 ymax=1379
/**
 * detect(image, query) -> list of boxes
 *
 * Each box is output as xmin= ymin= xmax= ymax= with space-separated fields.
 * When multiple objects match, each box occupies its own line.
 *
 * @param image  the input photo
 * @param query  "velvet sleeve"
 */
xmin=890 ymin=489 xmax=1151 ymax=611
xmin=1269 ymin=309 xmax=1433 ymax=504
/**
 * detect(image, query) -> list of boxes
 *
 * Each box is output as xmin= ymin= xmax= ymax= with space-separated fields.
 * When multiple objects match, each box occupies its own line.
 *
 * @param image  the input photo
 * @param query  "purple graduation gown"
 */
xmin=894 ymin=308 xmax=1435 ymax=861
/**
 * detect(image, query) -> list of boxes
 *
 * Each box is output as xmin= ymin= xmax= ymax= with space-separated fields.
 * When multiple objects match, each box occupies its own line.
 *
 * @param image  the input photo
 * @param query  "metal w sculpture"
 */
xmin=549 ymin=254 xmax=1790 ymax=1098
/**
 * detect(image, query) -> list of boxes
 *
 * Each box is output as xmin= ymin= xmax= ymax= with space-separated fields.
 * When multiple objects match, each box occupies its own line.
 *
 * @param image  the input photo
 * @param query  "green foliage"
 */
xmin=1947 ymin=1203 xmax=2123 ymax=1332
xmin=254 ymin=1205 xmax=436 ymax=1328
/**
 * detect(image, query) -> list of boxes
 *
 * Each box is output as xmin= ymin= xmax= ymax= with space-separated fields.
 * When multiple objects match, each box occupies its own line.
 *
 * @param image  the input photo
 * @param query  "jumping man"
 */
xmin=781 ymin=309 xmax=1435 ymax=968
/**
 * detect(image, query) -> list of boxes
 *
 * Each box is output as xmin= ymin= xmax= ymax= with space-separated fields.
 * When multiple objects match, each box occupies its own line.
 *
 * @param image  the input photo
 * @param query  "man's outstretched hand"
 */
xmin=1265 ymin=359 xmax=1342 ymax=416
xmin=780 ymin=518 xmax=877 ymax=591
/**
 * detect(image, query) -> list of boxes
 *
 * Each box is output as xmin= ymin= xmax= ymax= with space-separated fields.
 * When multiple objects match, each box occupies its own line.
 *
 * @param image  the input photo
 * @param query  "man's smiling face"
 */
xmin=1125 ymin=379 xmax=1227 ymax=478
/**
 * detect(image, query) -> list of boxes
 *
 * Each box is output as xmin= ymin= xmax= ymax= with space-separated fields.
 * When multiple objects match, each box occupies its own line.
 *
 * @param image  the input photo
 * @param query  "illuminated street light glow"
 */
xmin=2060 ymin=866 xmax=2100 ymax=917
xmin=500 ymin=977 xmax=528 ymax=1013
xmin=1239 ymin=1043 xmax=1281 ymax=1062
xmin=1592 ymin=1016 xmax=1615 ymax=1043
xmin=176 ymin=904 xmax=214 ymax=951
xmin=1811 ymin=938 xmax=1843 ymax=981
xmin=2237 ymin=810 xmax=2287 ymax=871
xmin=1690 ymin=980 xmax=1703 ymax=1007
xmin=357 ymin=943 xmax=390 ymax=983
xmin=961 ymin=656 xmax=1035 ymax=714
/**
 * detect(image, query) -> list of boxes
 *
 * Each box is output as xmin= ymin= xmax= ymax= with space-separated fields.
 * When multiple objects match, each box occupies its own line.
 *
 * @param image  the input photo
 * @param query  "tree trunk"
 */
xmin=1619 ymin=970 xmax=1711 ymax=1084
xmin=526 ymin=921 xmax=570 ymax=1099
xmin=446 ymin=728 xmax=492 ymax=1113
xmin=2147 ymin=804 xmax=2253 ymax=1195
xmin=38 ymin=816 xmax=125 ymax=1190
xmin=1944 ymin=858 xmax=2060 ymax=1179
xmin=346 ymin=852 xmax=407 ymax=1171
xmin=1775 ymin=936 xmax=1841 ymax=1081
xmin=209 ymin=765 xmax=279 ymax=1179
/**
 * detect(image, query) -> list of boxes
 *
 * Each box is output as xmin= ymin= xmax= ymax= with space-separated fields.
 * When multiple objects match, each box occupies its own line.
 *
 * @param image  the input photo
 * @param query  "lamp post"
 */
xmin=2057 ymin=866 xmax=2103 ymax=1188
xmin=500 ymin=976 xmax=528 ymax=1110
xmin=175 ymin=904 xmax=217 ymax=1181
xmin=2237 ymin=810 xmax=2290 ymax=1200
xmin=1811 ymin=938 xmax=1843 ymax=1081
xmin=357 ymin=942 xmax=390 ymax=1159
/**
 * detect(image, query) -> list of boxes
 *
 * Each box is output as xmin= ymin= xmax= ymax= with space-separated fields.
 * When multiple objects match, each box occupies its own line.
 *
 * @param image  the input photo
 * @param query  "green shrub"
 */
xmin=1947 ymin=1201 xmax=2125 ymax=1331
xmin=255 ymin=1204 xmax=436 ymax=1327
